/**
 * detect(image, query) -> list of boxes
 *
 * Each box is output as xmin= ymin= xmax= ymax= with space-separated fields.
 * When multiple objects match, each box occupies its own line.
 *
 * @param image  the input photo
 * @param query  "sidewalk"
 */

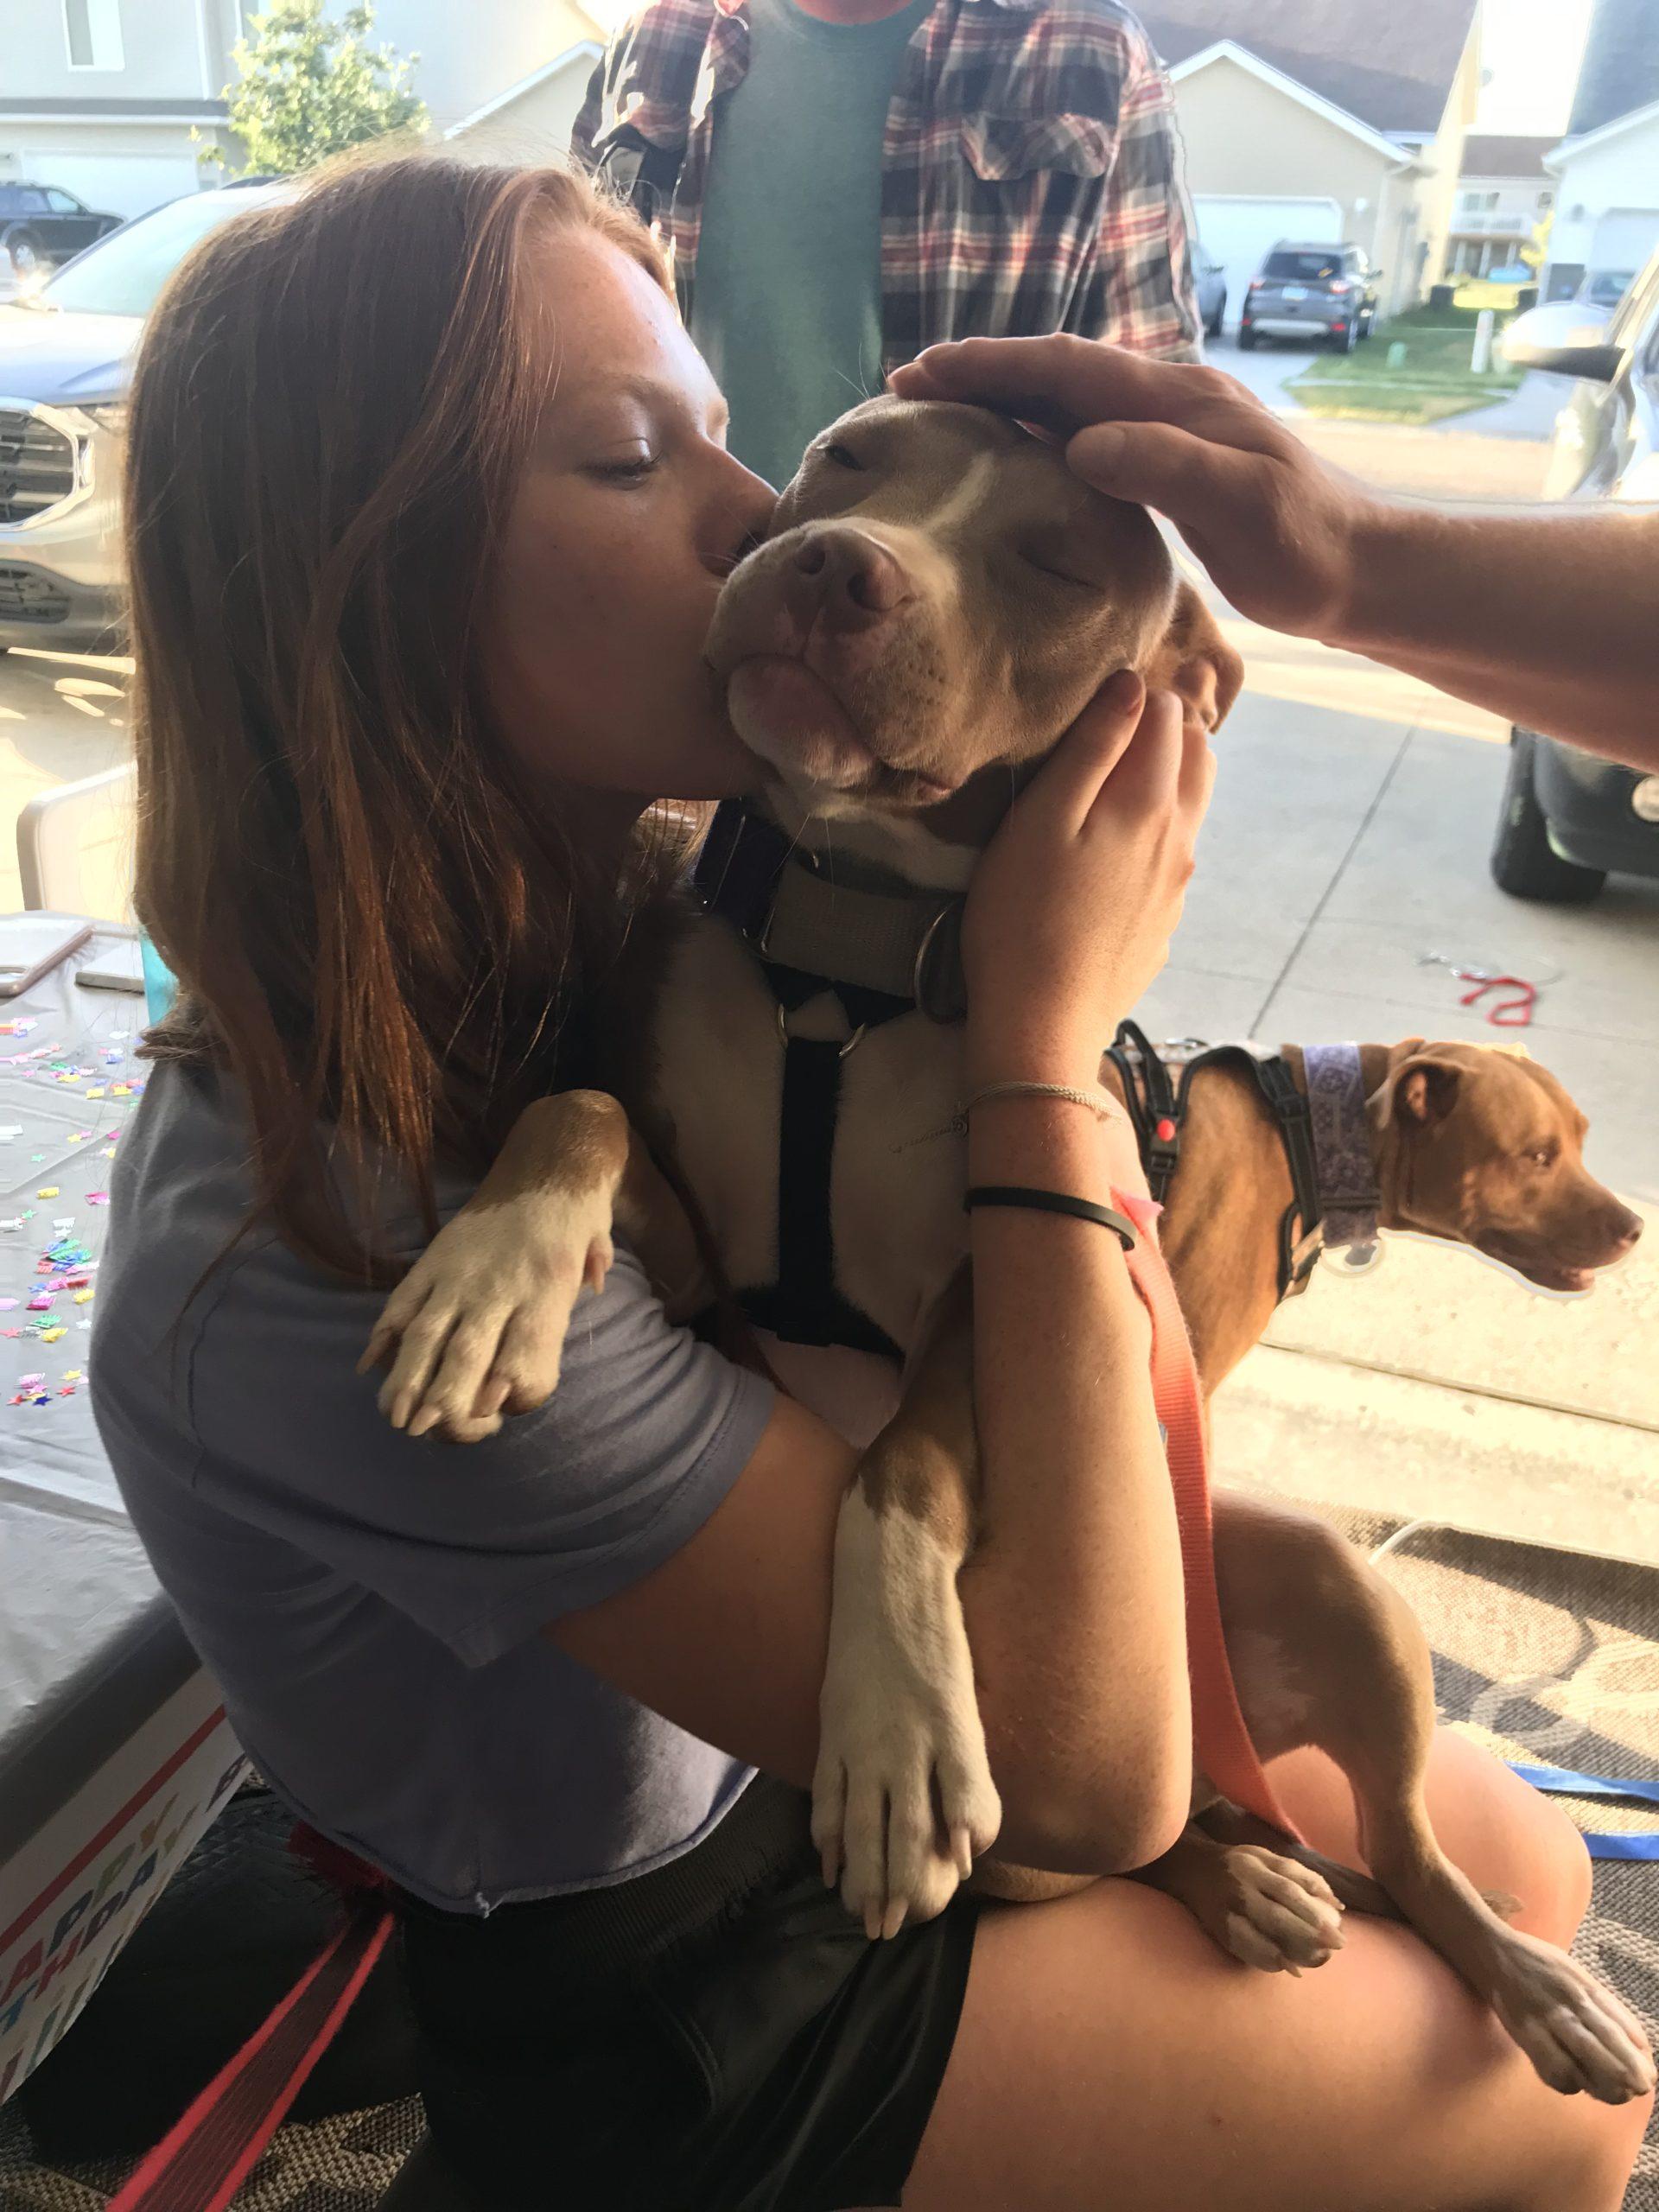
xmin=1134 ymin=627 xmax=1659 ymax=1559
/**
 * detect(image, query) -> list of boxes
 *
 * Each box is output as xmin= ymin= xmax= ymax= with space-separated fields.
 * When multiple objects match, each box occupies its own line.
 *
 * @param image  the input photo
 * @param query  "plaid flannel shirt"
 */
xmin=572 ymin=0 xmax=1201 ymax=367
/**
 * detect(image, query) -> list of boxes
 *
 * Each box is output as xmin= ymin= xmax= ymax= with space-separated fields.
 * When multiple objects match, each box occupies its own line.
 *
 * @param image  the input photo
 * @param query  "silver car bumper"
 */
xmin=1246 ymin=314 xmax=1340 ymax=338
xmin=0 ymin=398 xmax=124 ymax=650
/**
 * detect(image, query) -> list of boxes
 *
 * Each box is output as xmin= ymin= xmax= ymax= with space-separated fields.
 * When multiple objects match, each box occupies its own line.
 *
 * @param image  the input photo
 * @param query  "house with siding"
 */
xmin=1139 ymin=0 xmax=1483 ymax=332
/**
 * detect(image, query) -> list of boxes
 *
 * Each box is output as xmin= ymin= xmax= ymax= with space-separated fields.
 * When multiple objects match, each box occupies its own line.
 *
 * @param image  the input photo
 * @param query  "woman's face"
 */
xmin=485 ymin=226 xmax=777 ymax=804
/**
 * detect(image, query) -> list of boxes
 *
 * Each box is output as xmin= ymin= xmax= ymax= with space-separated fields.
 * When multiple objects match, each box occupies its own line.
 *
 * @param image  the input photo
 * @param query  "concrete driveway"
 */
xmin=1205 ymin=327 xmax=1325 ymax=407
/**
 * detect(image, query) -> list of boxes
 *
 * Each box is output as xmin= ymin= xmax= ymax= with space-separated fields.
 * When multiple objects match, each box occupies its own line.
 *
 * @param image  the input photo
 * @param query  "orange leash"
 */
xmin=1113 ymin=1184 xmax=1303 ymax=1843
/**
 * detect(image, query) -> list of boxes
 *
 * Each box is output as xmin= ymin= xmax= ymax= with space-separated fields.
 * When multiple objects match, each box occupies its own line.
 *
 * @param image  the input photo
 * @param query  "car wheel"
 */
xmin=1237 ymin=327 xmax=1257 ymax=351
xmin=3 ymin=226 xmax=43 ymax=278
xmin=1491 ymin=729 xmax=1605 ymax=903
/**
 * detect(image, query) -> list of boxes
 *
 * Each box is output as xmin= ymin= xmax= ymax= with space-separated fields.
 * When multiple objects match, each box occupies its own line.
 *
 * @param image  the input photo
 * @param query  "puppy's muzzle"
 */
xmin=791 ymin=524 xmax=915 ymax=634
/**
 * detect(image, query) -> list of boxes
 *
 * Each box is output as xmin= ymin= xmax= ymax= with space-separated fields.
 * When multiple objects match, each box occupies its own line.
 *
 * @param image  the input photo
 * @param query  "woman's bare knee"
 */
xmin=1268 ymin=1730 xmax=1594 ymax=1949
xmin=903 ymin=1875 xmax=1646 ymax=2212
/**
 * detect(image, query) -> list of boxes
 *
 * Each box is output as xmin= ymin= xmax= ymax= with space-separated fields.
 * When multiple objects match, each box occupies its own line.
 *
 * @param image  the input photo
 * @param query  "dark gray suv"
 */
xmin=1239 ymin=242 xmax=1379 ymax=352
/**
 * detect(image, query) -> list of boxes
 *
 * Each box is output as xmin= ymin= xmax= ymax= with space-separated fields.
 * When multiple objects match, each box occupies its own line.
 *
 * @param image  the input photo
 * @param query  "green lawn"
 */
xmin=1285 ymin=312 xmax=1523 ymax=426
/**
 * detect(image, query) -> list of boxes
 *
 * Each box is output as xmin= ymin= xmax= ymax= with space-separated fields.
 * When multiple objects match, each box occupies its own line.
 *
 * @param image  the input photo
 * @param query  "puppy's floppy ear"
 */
xmin=1381 ymin=1052 xmax=1462 ymax=1128
xmin=1145 ymin=580 xmax=1244 ymax=734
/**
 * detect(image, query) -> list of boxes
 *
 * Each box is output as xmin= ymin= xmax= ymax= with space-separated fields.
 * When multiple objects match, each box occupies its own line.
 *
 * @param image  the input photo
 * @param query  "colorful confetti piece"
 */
xmin=36 ymin=1186 xmax=58 ymax=1198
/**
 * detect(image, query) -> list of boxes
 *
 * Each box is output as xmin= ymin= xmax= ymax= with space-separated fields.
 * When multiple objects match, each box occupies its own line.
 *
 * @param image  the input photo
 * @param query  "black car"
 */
xmin=0 ymin=184 xmax=122 ymax=281
xmin=1491 ymin=251 xmax=1659 ymax=903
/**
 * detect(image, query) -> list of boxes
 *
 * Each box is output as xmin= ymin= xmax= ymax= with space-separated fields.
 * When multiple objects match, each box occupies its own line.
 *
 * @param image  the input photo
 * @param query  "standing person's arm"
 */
xmin=570 ymin=54 xmax=607 ymax=170
xmin=890 ymin=335 xmax=1659 ymax=768
xmin=1072 ymin=23 xmax=1202 ymax=361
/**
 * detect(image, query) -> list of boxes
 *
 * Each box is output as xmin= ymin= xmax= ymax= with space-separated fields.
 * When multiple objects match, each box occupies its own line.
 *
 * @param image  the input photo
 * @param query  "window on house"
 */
xmin=63 ymin=0 xmax=124 ymax=70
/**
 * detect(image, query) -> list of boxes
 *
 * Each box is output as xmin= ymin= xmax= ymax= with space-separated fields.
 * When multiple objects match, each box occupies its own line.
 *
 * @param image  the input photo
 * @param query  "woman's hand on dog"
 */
xmin=963 ymin=669 xmax=1214 ymax=1090
xmin=890 ymin=336 xmax=1378 ymax=642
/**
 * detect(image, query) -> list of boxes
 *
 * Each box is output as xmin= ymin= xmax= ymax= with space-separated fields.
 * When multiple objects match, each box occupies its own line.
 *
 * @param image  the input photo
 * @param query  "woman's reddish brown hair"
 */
xmin=126 ymin=156 xmax=672 ymax=1281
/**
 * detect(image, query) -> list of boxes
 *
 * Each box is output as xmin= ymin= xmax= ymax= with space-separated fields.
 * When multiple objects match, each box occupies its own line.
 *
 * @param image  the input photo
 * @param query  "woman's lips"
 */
xmin=725 ymin=657 xmax=955 ymax=803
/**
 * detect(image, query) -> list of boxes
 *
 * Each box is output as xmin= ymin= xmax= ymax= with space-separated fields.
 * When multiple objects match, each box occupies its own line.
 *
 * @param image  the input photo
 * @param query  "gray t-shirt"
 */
xmin=689 ymin=0 xmax=931 ymax=491
xmin=89 ymin=1062 xmax=773 ymax=1914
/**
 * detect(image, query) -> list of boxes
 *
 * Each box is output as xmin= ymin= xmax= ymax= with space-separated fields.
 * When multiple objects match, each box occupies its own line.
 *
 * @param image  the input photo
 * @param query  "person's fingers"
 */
xmin=889 ymin=335 xmax=1233 ymax=435
xmin=1066 ymin=419 xmax=1272 ymax=528
xmin=1020 ymin=669 xmax=1148 ymax=831
xmin=1078 ymin=685 xmax=1185 ymax=829
xmin=1176 ymin=703 xmax=1218 ymax=823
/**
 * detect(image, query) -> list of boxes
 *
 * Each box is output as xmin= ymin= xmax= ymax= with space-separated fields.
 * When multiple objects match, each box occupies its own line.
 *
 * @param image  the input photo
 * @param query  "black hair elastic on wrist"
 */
xmin=964 ymin=1185 xmax=1139 ymax=1250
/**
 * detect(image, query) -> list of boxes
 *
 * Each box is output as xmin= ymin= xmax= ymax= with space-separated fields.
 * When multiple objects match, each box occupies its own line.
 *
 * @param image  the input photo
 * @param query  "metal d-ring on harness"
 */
xmin=1103 ymin=1020 xmax=1329 ymax=1299
xmin=691 ymin=803 xmax=969 ymax=1359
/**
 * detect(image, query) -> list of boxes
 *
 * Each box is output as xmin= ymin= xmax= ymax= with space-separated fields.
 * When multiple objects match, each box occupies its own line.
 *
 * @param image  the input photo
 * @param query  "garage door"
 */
xmin=1591 ymin=209 xmax=1659 ymax=281
xmin=1192 ymin=196 xmax=1343 ymax=332
xmin=27 ymin=153 xmax=201 ymax=223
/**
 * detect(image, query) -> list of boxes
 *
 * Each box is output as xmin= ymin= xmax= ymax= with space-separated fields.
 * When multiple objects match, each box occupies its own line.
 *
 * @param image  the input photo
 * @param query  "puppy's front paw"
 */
xmin=1214 ymin=1846 xmax=1346 ymax=1974
xmin=811 ymin=1491 xmax=1001 ymax=1941
xmin=360 ymin=1185 xmax=615 ymax=1443
xmin=1490 ymin=1931 xmax=1656 ymax=2104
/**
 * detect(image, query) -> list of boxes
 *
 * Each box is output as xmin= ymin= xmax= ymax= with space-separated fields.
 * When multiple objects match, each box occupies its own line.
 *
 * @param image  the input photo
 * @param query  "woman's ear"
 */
xmin=1143 ymin=580 xmax=1244 ymax=733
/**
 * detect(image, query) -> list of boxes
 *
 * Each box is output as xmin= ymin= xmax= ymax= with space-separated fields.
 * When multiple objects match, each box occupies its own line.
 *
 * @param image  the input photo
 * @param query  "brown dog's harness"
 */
xmin=693 ymin=802 xmax=967 ymax=1359
xmin=1103 ymin=1021 xmax=1381 ymax=1296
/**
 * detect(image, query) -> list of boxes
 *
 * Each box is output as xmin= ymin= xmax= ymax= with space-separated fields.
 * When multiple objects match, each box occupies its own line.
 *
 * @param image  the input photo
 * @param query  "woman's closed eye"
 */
xmin=589 ymin=447 xmax=659 ymax=486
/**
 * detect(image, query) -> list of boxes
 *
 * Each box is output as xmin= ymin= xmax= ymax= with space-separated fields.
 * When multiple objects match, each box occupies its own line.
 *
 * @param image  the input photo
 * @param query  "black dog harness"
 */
xmin=692 ymin=804 xmax=969 ymax=1359
xmin=1103 ymin=1019 xmax=1334 ymax=1300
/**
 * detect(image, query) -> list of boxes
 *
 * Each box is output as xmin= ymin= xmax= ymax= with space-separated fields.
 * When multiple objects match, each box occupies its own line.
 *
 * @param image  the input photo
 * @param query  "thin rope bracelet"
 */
xmin=966 ymin=1080 xmax=1131 ymax=1127
xmin=964 ymin=1185 xmax=1139 ymax=1250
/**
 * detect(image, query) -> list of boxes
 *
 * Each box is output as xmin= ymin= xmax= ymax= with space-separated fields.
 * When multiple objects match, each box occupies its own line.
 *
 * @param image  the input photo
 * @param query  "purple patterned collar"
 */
xmin=1302 ymin=1043 xmax=1382 ymax=1259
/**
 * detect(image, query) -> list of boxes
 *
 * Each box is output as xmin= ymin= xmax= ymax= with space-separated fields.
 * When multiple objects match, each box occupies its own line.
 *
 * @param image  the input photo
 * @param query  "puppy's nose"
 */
xmin=1613 ymin=1207 xmax=1644 ymax=1249
xmin=794 ymin=526 xmax=912 ymax=628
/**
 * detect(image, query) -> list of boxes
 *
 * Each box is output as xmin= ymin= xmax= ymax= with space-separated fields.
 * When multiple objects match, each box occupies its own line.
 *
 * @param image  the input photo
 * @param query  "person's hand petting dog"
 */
xmin=896 ymin=336 xmax=1372 ymax=640
xmin=891 ymin=336 xmax=1659 ymax=769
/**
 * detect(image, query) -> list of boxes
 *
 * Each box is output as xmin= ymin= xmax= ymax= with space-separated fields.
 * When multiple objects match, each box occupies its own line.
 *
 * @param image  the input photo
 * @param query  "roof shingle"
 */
xmin=1459 ymin=133 xmax=1556 ymax=178
xmin=1138 ymin=0 xmax=1479 ymax=135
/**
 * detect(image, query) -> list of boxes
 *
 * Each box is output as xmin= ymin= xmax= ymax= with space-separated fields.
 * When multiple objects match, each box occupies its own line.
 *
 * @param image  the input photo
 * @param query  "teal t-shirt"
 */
xmin=689 ymin=0 xmax=931 ymax=490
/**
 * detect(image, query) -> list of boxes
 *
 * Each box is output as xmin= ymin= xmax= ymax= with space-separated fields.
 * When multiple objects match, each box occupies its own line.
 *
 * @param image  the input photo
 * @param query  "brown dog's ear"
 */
xmin=1144 ymin=579 xmax=1244 ymax=734
xmin=1382 ymin=1053 xmax=1462 ymax=1128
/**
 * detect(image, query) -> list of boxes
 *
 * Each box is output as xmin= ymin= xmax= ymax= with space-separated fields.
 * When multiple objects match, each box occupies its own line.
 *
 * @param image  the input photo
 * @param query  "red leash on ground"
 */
xmin=104 ymin=1834 xmax=394 ymax=2212
xmin=1114 ymin=1183 xmax=1304 ymax=1843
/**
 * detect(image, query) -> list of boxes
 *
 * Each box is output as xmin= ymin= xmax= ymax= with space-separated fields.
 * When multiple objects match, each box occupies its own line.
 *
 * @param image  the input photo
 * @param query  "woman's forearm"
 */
xmin=959 ymin=1095 xmax=1191 ymax=1872
xmin=1334 ymin=501 xmax=1659 ymax=767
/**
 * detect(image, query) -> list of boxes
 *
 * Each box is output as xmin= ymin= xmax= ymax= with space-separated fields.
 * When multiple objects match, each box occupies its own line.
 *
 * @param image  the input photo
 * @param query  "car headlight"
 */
xmin=1632 ymin=778 xmax=1659 ymax=825
xmin=76 ymin=402 xmax=130 ymax=434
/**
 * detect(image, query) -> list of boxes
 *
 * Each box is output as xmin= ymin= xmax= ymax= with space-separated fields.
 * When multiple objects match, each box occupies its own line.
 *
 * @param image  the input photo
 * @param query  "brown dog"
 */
xmin=365 ymin=397 xmax=1655 ymax=2106
xmin=1122 ymin=1036 xmax=1643 ymax=1393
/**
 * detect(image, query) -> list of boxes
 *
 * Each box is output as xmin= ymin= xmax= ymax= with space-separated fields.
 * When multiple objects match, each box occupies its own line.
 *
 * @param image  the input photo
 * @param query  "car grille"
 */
xmin=0 ymin=408 xmax=78 ymax=524
xmin=0 ymin=564 xmax=71 ymax=623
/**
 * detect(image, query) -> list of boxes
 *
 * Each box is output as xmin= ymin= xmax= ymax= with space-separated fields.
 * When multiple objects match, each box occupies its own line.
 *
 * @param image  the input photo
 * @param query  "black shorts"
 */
xmin=397 ymin=1775 xmax=979 ymax=2212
